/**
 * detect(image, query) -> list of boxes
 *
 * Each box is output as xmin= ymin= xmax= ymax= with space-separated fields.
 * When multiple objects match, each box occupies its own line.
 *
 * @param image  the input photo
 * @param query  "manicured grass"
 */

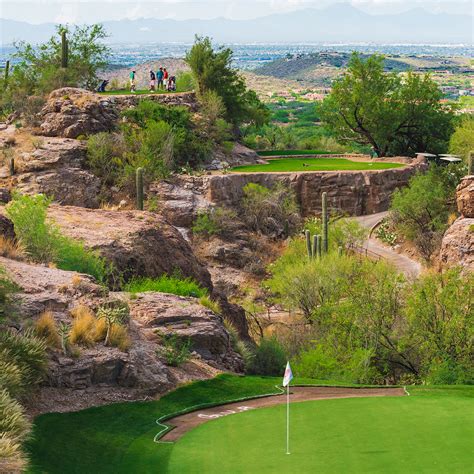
xmin=232 ymin=158 xmax=405 ymax=173
xmin=167 ymin=392 xmax=473 ymax=474
xmin=124 ymin=275 xmax=207 ymax=298
xmin=27 ymin=375 xmax=473 ymax=474
xmin=257 ymin=150 xmax=330 ymax=157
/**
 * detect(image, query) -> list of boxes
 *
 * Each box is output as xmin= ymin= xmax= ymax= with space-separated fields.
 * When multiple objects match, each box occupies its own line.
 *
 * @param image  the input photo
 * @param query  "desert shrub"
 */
xmin=223 ymin=319 xmax=253 ymax=368
xmin=390 ymin=166 xmax=458 ymax=260
xmin=0 ymin=268 xmax=19 ymax=321
xmin=375 ymin=219 xmax=398 ymax=246
xmin=96 ymin=302 xmax=129 ymax=347
xmin=449 ymin=115 xmax=474 ymax=161
xmin=0 ymin=330 xmax=47 ymax=389
xmin=107 ymin=324 xmax=131 ymax=352
xmin=86 ymin=132 xmax=126 ymax=185
xmin=405 ymin=268 xmax=473 ymax=383
xmin=199 ymin=295 xmax=221 ymax=314
xmin=303 ymin=216 xmax=366 ymax=252
xmin=0 ymin=432 xmax=27 ymax=473
xmin=125 ymin=275 xmax=207 ymax=298
xmin=6 ymin=194 xmax=111 ymax=283
xmin=69 ymin=311 xmax=97 ymax=347
xmin=241 ymin=182 xmax=300 ymax=238
xmin=293 ymin=345 xmax=377 ymax=384
xmin=246 ymin=337 xmax=286 ymax=376
xmin=159 ymin=334 xmax=191 ymax=367
xmin=192 ymin=207 xmax=239 ymax=238
xmin=35 ymin=312 xmax=61 ymax=348
xmin=0 ymin=389 xmax=31 ymax=441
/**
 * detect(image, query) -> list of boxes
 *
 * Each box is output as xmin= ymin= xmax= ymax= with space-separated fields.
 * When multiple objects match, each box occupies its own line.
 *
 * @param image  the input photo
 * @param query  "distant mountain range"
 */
xmin=1 ymin=4 xmax=472 ymax=45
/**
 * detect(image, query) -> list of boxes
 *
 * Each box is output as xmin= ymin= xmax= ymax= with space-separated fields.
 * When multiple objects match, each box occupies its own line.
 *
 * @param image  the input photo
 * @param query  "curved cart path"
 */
xmin=159 ymin=386 xmax=405 ymax=442
xmin=354 ymin=212 xmax=422 ymax=277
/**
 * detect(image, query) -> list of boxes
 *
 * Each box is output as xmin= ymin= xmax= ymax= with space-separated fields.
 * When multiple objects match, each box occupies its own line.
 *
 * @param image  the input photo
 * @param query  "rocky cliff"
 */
xmin=440 ymin=176 xmax=474 ymax=272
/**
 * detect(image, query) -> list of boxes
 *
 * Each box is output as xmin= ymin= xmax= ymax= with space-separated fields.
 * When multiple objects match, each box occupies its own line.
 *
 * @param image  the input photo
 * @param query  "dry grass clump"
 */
xmin=69 ymin=306 xmax=97 ymax=347
xmin=107 ymin=324 xmax=131 ymax=352
xmin=0 ymin=433 xmax=28 ymax=474
xmin=93 ymin=317 xmax=107 ymax=342
xmin=35 ymin=312 xmax=61 ymax=348
xmin=0 ymin=236 xmax=25 ymax=261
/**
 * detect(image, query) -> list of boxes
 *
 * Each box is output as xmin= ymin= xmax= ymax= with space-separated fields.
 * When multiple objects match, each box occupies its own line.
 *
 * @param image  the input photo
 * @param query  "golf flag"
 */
xmin=283 ymin=361 xmax=293 ymax=387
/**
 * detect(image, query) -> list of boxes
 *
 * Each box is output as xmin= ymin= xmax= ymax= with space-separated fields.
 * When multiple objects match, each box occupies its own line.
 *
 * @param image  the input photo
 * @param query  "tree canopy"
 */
xmin=319 ymin=53 xmax=454 ymax=157
xmin=1 ymin=24 xmax=110 ymax=116
xmin=185 ymin=36 xmax=269 ymax=129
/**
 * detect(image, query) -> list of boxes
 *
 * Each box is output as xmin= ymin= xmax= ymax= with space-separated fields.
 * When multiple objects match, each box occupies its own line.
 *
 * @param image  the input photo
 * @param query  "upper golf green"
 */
xmin=231 ymin=158 xmax=405 ymax=173
xmin=27 ymin=376 xmax=473 ymax=474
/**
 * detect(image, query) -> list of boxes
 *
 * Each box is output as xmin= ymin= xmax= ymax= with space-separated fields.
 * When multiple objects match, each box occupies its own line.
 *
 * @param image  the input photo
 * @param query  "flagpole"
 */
xmin=286 ymin=382 xmax=290 ymax=455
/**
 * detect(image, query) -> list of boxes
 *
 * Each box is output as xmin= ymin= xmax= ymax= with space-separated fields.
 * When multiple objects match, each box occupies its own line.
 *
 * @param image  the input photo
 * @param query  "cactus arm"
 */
xmin=136 ymin=167 xmax=144 ymax=210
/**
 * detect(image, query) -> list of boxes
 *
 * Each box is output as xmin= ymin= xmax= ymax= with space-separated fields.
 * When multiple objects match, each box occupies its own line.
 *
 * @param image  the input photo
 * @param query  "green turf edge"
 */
xmin=257 ymin=150 xmax=330 ymax=156
xmin=153 ymin=382 xmax=406 ymax=442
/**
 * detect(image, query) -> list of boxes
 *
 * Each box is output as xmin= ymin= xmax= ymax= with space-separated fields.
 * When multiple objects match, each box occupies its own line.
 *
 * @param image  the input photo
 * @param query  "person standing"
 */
xmin=157 ymin=67 xmax=164 ymax=90
xmin=163 ymin=68 xmax=169 ymax=90
xmin=129 ymin=70 xmax=136 ymax=93
xmin=149 ymin=70 xmax=156 ymax=91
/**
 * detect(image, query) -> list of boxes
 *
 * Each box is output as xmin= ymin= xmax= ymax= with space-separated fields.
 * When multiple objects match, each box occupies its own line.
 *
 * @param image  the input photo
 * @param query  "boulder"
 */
xmin=456 ymin=176 xmax=474 ymax=218
xmin=439 ymin=217 xmax=474 ymax=272
xmin=39 ymin=88 xmax=119 ymax=138
xmin=46 ymin=205 xmax=212 ymax=288
xmin=129 ymin=292 xmax=242 ymax=371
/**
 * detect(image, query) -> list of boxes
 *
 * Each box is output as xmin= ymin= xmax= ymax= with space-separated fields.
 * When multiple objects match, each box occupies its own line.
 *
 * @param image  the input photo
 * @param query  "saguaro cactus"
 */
xmin=9 ymin=156 xmax=15 ymax=176
xmin=468 ymin=151 xmax=473 ymax=176
xmin=61 ymin=31 xmax=68 ymax=68
xmin=305 ymin=229 xmax=312 ymax=259
xmin=3 ymin=60 xmax=9 ymax=87
xmin=316 ymin=235 xmax=322 ymax=259
xmin=136 ymin=167 xmax=144 ymax=210
xmin=322 ymin=192 xmax=329 ymax=253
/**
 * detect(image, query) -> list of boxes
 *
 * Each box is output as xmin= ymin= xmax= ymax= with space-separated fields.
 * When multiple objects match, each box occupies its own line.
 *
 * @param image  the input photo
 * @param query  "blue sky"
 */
xmin=0 ymin=0 xmax=471 ymax=24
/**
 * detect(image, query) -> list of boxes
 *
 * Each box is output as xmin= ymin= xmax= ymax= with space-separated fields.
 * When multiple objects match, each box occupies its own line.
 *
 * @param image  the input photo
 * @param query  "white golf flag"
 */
xmin=283 ymin=361 xmax=293 ymax=387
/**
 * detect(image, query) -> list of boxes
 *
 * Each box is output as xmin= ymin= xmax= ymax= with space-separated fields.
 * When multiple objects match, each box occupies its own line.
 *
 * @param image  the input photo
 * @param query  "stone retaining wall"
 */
xmin=205 ymin=157 xmax=427 ymax=217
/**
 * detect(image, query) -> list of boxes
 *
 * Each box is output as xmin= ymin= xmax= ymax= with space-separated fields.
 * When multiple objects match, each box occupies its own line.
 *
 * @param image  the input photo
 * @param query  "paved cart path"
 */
xmin=354 ymin=212 xmax=422 ymax=277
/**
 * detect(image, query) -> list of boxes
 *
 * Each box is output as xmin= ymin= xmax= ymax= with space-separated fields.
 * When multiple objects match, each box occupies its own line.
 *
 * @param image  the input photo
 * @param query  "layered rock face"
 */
xmin=150 ymin=158 xmax=426 ymax=226
xmin=46 ymin=205 xmax=212 ymax=288
xmin=1 ymin=256 xmax=240 ymax=413
xmin=12 ymin=137 xmax=101 ymax=208
xmin=440 ymin=176 xmax=474 ymax=271
xmin=206 ymin=159 xmax=426 ymax=217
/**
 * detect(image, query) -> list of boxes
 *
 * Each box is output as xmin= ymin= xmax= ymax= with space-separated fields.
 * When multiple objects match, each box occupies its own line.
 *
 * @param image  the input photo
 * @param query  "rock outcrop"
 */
xmin=1 ymin=256 xmax=240 ymax=414
xmin=1 ymin=136 xmax=101 ymax=208
xmin=39 ymin=88 xmax=119 ymax=138
xmin=440 ymin=176 xmax=474 ymax=272
xmin=46 ymin=205 xmax=212 ymax=288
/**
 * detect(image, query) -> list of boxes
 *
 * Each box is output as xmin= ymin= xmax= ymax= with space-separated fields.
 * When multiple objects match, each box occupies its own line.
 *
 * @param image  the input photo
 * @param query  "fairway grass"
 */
xmin=232 ymin=158 xmax=405 ymax=173
xmin=27 ymin=376 xmax=473 ymax=474
xmin=166 ymin=395 xmax=473 ymax=474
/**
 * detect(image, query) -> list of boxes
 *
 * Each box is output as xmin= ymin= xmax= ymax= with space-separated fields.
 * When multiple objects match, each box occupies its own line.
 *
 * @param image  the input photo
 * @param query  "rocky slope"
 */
xmin=440 ymin=175 xmax=474 ymax=272
xmin=2 ymin=256 xmax=241 ymax=414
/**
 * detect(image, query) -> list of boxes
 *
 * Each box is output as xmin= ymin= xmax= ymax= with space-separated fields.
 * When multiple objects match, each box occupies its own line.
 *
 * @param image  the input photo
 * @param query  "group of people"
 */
xmin=129 ymin=67 xmax=176 ymax=93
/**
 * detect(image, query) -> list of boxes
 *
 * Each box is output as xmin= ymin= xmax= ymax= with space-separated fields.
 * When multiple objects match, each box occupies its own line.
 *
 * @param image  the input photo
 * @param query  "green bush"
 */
xmin=293 ymin=345 xmax=377 ymax=384
xmin=124 ymin=275 xmax=207 ymax=298
xmin=159 ymin=334 xmax=191 ymax=367
xmin=247 ymin=337 xmax=286 ymax=376
xmin=6 ymin=194 xmax=111 ymax=283
xmin=192 ymin=207 xmax=238 ymax=238
xmin=176 ymin=72 xmax=195 ymax=92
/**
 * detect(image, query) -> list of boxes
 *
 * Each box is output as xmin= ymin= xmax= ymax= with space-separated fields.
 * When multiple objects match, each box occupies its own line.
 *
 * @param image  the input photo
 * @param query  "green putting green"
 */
xmin=27 ymin=376 xmax=473 ymax=474
xmin=232 ymin=158 xmax=405 ymax=173
xmin=165 ymin=394 xmax=473 ymax=474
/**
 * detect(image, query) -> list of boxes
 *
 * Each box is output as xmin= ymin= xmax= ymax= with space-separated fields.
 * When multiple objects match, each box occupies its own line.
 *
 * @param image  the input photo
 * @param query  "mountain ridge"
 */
xmin=1 ymin=5 xmax=472 ymax=45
